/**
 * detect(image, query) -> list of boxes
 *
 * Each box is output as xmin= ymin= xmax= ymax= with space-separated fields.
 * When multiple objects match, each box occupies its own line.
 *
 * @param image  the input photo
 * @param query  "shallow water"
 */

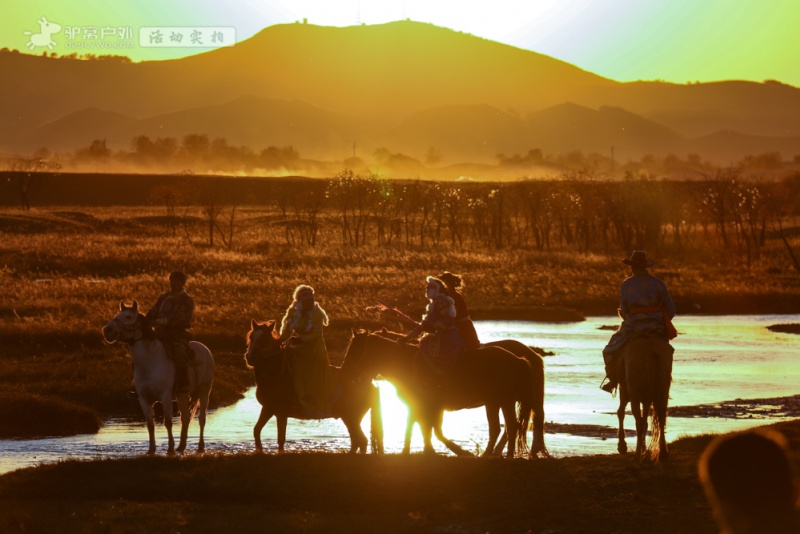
xmin=1 ymin=315 xmax=798 ymax=474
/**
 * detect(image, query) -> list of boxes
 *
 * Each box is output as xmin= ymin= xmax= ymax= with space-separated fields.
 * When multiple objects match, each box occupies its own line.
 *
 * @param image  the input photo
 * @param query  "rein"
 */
xmin=112 ymin=315 xmax=146 ymax=344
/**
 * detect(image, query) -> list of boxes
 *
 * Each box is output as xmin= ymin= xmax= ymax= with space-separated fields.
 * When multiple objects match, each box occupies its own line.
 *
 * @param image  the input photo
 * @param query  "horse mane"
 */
xmin=138 ymin=313 xmax=157 ymax=339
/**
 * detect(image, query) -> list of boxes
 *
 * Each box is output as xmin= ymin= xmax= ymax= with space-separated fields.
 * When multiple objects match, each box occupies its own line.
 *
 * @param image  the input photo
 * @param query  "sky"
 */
xmin=2 ymin=0 xmax=799 ymax=87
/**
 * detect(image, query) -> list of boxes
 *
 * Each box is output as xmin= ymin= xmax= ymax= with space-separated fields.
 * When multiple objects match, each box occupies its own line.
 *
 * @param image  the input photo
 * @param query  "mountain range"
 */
xmin=2 ymin=20 xmax=799 ymax=167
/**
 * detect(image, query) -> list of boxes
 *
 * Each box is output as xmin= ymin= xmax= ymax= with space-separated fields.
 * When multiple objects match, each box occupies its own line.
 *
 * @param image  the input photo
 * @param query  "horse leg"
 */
xmin=140 ymin=401 xmax=157 ymax=455
xmin=175 ymin=395 xmax=190 ymax=454
xmin=276 ymin=415 xmax=288 ymax=453
xmin=253 ymin=407 xmax=273 ymax=453
xmin=419 ymin=413 xmax=436 ymax=455
xmin=197 ymin=389 xmax=210 ymax=454
xmin=402 ymin=411 xmax=415 ymax=454
xmin=501 ymin=403 xmax=517 ymax=459
xmin=631 ymin=401 xmax=647 ymax=459
xmin=432 ymin=411 xmax=473 ymax=457
xmin=162 ymin=395 xmax=175 ymax=455
xmin=343 ymin=416 xmax=368 ymax=454
xmin=617 ymin=386 xmax=629 ymax=455
xmin=483 ymin=406 xmax=502 ymax=458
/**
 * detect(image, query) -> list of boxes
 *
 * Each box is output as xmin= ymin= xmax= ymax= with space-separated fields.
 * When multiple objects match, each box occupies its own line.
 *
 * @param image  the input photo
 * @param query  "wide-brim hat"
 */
xmin=622 ymin=250 xmax=655 ymax=268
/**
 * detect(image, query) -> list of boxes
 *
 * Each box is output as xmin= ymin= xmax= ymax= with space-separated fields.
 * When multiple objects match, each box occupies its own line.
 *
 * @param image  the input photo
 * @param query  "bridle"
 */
xmin=111 ymin=313 xmax=145 ymax=343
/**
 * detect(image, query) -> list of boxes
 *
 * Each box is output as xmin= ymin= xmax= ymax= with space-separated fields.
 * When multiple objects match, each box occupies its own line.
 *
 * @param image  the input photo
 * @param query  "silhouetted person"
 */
xmin=601 ymin=250 xmax=676 ymax=393
xmin=401 ymin=276 xmax=465 ymax=377
xmin=438 ymin=271 xmax=480 ymax=351
xmin=279 ymin=284 xmax=335 ymax=416
xmin=146 ymin=270 xmax=194 ymax=394
xmin=698 ymin=429 xmax=800 ymax=534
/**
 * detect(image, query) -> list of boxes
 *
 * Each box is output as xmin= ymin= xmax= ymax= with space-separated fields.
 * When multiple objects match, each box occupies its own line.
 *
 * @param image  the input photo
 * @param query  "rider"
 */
xmin=401 ymin=276 xmax=465 ymax=375
xmin=146 ymin=270 xmax=194 ymax=394
xmin=601 ymin=250 xmax=676 ymax=394
xmin=279 ymin=284 xmax=335 ymax=416
xmin=438 ymin=271 xmax=480 ymax=351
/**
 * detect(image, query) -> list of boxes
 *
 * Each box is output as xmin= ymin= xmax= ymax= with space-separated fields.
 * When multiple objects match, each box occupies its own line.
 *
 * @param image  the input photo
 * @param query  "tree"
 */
xmin=7 ymin=155 xmax=61 ymax=210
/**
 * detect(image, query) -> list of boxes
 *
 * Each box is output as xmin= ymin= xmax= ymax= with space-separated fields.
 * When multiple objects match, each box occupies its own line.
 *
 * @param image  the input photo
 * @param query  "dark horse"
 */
xmin=344 ymin=330 xmax=538 ymax=458
xmin=245 ymin=320 xmax=383 ymax=454
xmin=616 ymin=335 xmax=673 ymax=461
xmin=377 ymin=329 xmax=548 ymax=458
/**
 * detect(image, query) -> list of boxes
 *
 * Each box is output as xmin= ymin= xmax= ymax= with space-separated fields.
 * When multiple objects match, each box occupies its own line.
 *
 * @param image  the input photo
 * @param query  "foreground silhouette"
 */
xmin=699 ymin=429 xmax=800 ymax=533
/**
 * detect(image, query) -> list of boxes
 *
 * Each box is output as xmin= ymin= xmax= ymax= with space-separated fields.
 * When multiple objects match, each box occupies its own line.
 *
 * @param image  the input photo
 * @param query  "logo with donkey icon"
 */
xmin=24 ymin=16 xmax=62 ymax=51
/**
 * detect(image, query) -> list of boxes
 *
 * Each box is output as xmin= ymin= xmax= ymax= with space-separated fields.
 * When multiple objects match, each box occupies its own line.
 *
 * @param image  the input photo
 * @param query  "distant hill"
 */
xmin=1 ymin=20 xmax=799 ymax=164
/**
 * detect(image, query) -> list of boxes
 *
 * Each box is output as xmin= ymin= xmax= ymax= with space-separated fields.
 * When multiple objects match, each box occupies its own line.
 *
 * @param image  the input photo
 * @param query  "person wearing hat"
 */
xmin=144 ymin=270 xmax=195 ymax=395
xmin=438 ymin=271 xmax=481 ymax=351
xmin=279 ymin=284 xmax=335 ymax=416
xmin=600 ymin=251 xmax=676 ymax=394
xmin=401 ymin=276 xmax=465 ymax=375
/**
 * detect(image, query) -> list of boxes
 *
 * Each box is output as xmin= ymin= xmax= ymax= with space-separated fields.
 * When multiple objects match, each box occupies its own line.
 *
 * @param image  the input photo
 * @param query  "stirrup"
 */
xmin=600 ymin=379 xmax=617 ymax=394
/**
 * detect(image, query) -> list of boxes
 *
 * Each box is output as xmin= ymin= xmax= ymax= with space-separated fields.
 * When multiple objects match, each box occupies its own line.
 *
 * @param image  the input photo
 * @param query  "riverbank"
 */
xmin=1 ymin=418 xmax=798 ymax=533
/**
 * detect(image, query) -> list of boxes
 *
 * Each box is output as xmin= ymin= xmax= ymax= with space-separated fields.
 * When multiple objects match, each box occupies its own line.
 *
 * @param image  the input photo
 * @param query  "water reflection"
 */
xmin=1 ymin=315 xmax=798 ymax=474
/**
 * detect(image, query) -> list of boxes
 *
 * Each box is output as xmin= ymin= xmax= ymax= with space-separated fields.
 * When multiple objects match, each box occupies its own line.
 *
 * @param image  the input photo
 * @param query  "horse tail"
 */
xmin=529 ymin=352 xmax=550 ymax=459
xmin=369 ymin=384 xmax=384 ymax=454
xmin=515 ymin=361 xmax=536 ymax=457
xmin=647 ymin=341 xmax=672 ymax=462
xmin=187 ymin=391 xmax=200 ymax=417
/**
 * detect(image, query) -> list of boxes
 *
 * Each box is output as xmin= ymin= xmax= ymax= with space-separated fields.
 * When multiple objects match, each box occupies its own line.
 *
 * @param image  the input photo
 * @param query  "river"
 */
xmin=1 ymin=315 xmax=798 ymax=474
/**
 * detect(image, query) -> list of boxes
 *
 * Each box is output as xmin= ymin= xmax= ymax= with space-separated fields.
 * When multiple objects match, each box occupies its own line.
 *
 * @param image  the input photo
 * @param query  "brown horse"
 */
xmin=344 ymin=330 xmax=537 ymax=458
xmin=616 ymin=335 xmax=673 ymax=461
xmin=244 ymin=320 xmax=383 ymax=454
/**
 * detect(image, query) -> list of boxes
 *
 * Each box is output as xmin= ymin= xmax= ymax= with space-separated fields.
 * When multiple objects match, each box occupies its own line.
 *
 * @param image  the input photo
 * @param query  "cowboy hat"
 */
xmin=622 ymin=250 xmax=655 ymax=268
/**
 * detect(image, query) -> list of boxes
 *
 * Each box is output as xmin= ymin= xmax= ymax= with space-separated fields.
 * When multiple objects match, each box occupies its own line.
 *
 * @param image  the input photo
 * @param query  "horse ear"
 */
xmin=251 ymin=319 xmax=257 ymax=330
xmin=132 ymin=300 xmax=139 ymax=312
xmin=119 ymin=300 xmax=126 ymax=311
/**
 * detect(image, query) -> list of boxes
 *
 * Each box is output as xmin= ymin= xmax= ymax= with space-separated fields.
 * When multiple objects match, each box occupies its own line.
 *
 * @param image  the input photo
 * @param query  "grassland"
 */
xmin=1 ymin=201 xmax=799 ymax=438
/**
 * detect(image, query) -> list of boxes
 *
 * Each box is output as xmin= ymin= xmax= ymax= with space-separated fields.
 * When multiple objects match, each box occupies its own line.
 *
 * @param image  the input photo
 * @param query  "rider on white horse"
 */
xmin=145 ymin=270 xmax=194 ymax=394
xmin=601 ymin=250 xmax=677 ymax=394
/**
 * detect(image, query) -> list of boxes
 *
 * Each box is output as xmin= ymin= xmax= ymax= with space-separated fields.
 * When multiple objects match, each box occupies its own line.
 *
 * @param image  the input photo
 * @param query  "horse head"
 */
xmin=343 ymin=328 xmax=408 ymax=381
xmin=102 ymin=300 xmax=143 ymax=344
xmin=244 ymin=319 xmax=281 ymax=368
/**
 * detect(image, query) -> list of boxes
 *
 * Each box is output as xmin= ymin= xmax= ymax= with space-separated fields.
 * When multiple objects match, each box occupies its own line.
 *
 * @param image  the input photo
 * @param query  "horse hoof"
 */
xmin=617 ymin=444 xmax=627 ymax=455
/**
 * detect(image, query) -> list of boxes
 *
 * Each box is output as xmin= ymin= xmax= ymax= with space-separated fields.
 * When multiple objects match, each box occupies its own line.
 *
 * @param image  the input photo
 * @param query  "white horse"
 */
xmin=102 ymin=300 xmax=215 ymax=455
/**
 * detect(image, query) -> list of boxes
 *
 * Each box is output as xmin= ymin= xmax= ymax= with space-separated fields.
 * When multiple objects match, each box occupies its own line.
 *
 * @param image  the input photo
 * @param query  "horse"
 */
xmin=482 ymin=339 xmax=548 ymax=457
xmin=615 ymin=335 xmax=673 ymax=461
xmin=102 ymin=301 xmax=215 ymax=455
xmin=377 ymin=329 xmax=548 ymax=458
xmin=344 ymin=330 xmax=537 ymax=458
xmin=245 ymin=320 xmax=383 ymax=454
